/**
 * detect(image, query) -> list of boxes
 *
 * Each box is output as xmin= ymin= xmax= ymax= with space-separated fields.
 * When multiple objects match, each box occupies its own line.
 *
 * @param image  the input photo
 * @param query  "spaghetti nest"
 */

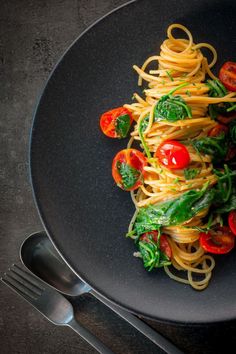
xmin=125 ymin=24 xmax=236 ymax=290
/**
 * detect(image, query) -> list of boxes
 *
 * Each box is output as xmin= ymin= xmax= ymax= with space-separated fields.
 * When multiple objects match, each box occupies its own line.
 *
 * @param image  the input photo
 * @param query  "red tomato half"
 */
xmin=219 ymin=62 xmax=236 ymax=92
xmin=139 ymin=231 xmax=172 ymax=259
xmin=228 ymin=211 xmax=236 ymax=236
xmin=112 ymin=149 xmax=147 ymax=191
xmin=208 ymin=124 xmax=228 ymax=137
xmin=217 ymin=112 xmax=236 ymax=125
xmin=225 ymin=146 xmax=236 ymax=161
xmin=100 ymin=107 xmax=133 ymax=138
xmin=199 ymin=226 xmax=235 ymax=254
xmin=155 ymin=140 xmax=190 ymax=169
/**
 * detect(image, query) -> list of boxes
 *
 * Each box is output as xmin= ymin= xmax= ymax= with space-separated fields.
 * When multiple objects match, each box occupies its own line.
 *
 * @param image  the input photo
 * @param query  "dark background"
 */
xmin=0 ymin=1 xmax=235 ymax=353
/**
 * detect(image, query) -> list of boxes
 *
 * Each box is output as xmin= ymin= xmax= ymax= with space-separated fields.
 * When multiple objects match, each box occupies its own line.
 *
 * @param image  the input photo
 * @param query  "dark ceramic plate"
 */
xmin=30 ymin=0 xmax=236 ymax=323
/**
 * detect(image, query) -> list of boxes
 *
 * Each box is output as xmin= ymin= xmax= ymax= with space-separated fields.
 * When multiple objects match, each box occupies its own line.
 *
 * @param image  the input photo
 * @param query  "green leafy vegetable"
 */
xmin=213 ymin=164 xmax=232 ymax=203
xmin=133 ymin=185 xmax=215 ymax=236
xmin=138 ymin=236 xmax=171 ymax=271
xmin=216 ymin=187 xmax=236 ymax=213
xmin=116 ymin=161 xmax=141 ymax=190
xmin=154 ymin=83 xmax=192 ymax=122
xmin=138 ymin=116 xmax=152 ymax=159
xmin=192 ymin=133 xmax=228 ymax=162
xmin=140 ymin=114 xmax=150 ymax=133
xmin=227 ymin=103 xmax=236 ymax=112
xmin=166 ymin=70 xmax=174 ymax=81
xmin=115 ymin=114 xmax=131 ymax=138
xmin=206 ymin=79 xmax=235 ymax=118
xmin=184 ymin=168 xmax=199 ymax=180
xmin=206 ymin=79 xmax=228 ymax=97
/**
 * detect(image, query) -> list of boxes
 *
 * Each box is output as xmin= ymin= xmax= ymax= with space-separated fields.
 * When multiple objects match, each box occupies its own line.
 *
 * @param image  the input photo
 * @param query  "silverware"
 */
xmin=20 ymin=231 xmax=183 ymax=354
xmin=1 ymin=264 xmax=113 ymax=354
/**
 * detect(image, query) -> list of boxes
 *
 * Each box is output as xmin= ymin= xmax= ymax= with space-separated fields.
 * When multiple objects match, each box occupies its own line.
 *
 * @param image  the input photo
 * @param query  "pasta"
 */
xmin=100 ymin=24 xmax=236 ymax=290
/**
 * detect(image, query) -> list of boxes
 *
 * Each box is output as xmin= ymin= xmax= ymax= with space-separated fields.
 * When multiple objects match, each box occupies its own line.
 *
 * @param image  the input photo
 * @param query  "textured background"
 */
xmin=0 ymin=1 xmax=235 ymax=353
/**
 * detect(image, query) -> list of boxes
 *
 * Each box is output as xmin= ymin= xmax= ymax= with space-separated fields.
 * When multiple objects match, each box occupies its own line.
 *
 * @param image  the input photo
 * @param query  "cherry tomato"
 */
xmin=112 ymin=149 xmax=147 ymax=191
xmin=199 ymin=226 xmax=235 ymax=254
xmin=225 ymin=146 xmax=236 ymax=161
xmin=228 ymin=210 xmax=236 ymax=236
xmin=219 ymin=62 xmax=236 ymax=92
xmin=208 ymin=124 xmax=228 ymax=137
xmin=217 ymin=112 xmax=236 ymax=125
xmin=100 ymin=107 xmax=133 ymax=138
xmin=155 ymin=140 xmax=190 ymax=169
xmin=139 ymin=231 xmax=172 ymax=259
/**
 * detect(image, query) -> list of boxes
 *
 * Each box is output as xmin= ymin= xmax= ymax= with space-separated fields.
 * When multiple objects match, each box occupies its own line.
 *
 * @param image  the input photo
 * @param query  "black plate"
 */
xmin=30 ymin=0 xmax=236 ymax=323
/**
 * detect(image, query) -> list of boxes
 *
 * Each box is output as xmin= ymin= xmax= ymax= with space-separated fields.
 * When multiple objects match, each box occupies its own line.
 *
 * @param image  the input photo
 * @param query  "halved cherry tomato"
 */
xmin=228 ymin=211 xmax=236 ymax=236
xmin=208 ymin=124 xmax=228 ymax=137
xmin=100 ymin=107 xmax=133 ymax=138
xmin=199 ymin=226 xmax=235 ymax=254
xmin=155 ymin=140 xmax=190 ymax=169
xmin=139 ymin=231 xmax=172 ymax=259
xmin=225 ymin=146 xmax=236 ymax=161
xmin=112 ymin=149 xmax=147 ymax=191
xmin=217 ymin=112 xmax=236 ymax=125
xmin=219 ymin=62 xmax=236 ymax=92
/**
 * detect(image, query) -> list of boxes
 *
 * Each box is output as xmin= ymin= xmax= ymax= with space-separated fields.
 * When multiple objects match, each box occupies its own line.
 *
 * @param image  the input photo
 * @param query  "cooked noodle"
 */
xmin=124 ymin=24 xmax=236 ymax=290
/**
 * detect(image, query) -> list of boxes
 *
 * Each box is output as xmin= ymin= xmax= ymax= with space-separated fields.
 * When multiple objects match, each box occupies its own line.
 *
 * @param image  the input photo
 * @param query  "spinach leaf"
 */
xmin=213 ymin=164 xmax=232 ymax=203
xmin=116 ymin=161 xmax=141 ymax=190
xmin=192 ymin=133 xmax=228 ymax=162
xmin=140 ymin=114 xmax=150 ymax=133
xmin=184 ymin=168 xmax=199 ymax=180
xmin=133 ymin=186 xmax=215 ymax=236
xmin=216 ymin=188 xmax=236 ymax=213
xmin=206 ymin=79 xmax=235 ymax=118
xmin=138 ymin=237 xmax=171 ymax=271
xmin=206 ymin=79 xmax=228 ymax=97
xmin=138 ymin=116 xmax=152 ymax=159
xmin=154 ymin=83 xmax=192 ymax=122
xmin=115 ymin=114 xmax=131 ymax=138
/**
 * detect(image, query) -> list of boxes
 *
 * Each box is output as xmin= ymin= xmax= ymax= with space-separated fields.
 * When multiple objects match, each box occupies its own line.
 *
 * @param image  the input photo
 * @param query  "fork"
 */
xmin=1 ymin=264 xmax=114 ymax=354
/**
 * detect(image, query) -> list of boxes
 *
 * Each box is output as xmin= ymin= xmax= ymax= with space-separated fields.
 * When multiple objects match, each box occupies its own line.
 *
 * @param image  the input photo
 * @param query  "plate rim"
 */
xmin=29 ymin=0 xmax=236 ymax=325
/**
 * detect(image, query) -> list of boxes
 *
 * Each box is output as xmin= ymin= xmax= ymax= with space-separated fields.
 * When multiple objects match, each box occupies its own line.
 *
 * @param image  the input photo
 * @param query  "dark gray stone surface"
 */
xmin=0 ymin=1 xmax=235 ymax=353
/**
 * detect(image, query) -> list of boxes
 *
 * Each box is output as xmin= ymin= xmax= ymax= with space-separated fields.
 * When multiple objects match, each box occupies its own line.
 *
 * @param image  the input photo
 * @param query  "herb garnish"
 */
xmin=116 ymin=161 xmax=141 ymax=190
xmin=184 ymin=168 xmax=199 ymax=180
xmin=138 ymin=233 xmax=171 ymax=271
xmin=138 ymin=116 xmax=152 ymax=159
xmin=115 ymin=114 xmax=131 ymax=138
xmin=154 ymin=83 xmax=192 ymax=122
xmin=206 ymin=79 xmax=235 ymax=118
xmin=133 ymin=183 xmax=214 ymax=236
xmin=192 ymin=133 xmax=228 ymax=162
xmin=166 ymin=70 xmax=174 ymax=81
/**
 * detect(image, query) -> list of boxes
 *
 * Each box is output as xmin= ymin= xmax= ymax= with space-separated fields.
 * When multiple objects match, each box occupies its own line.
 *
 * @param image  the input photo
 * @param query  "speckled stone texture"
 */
xmin=0 ymin=1 xmax=235 ymax=353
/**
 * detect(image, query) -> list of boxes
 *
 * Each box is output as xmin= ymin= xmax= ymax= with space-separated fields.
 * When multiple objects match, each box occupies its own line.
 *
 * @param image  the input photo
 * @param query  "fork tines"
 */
xmin=1 ymin=264 xmax=44 ymax=301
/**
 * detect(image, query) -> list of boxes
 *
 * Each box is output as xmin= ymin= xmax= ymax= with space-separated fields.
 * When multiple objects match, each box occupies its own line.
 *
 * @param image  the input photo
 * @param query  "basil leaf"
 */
xmin=115 ymin=114 xmax=131 ymax=138
xmin=154 ymin=95 xmax=192 ymax=122
xmin=116 ymin=161 xmax=141 ymax=190
xmin=138 ymin=235 xmax=171 ymax=271
xmin=133 ymin=187 xmax=215 ymax=236
xmin=192 ymin=133 xmax=228 ymax=162
xmin=184 ymin=168 xmax=199 ymax=180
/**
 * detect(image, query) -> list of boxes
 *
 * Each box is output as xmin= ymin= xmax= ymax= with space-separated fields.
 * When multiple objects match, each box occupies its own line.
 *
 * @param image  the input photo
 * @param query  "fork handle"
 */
xmin=67 ymin=318 xmax=114 ymax=354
